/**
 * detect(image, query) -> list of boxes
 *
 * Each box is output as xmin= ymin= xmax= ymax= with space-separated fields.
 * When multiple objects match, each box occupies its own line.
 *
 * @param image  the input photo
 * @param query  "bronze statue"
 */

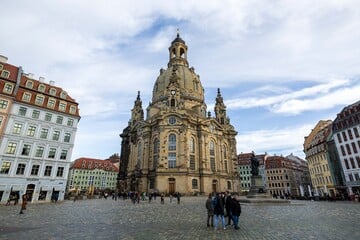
xmin=250 ymin=152 xmax=259 ymax=176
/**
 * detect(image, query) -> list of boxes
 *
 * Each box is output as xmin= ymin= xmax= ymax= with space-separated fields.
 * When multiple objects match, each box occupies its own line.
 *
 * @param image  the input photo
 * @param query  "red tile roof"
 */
xmin=71 ymin=157 xmax=119 ymax=172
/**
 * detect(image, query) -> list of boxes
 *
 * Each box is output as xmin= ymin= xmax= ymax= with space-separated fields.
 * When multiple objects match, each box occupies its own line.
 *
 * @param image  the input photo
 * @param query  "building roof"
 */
xmin=333 ymin=100 xmax=360 ymax=132
xmin=71 ymin=157 xmax=119 ymax=172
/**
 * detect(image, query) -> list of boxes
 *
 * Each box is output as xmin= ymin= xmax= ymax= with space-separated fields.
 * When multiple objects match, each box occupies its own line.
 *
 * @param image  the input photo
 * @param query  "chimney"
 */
xmin=0 ymin=55 xmax=8 ymax=63
xmin=39 ymin=77 xmax=45 ymax=82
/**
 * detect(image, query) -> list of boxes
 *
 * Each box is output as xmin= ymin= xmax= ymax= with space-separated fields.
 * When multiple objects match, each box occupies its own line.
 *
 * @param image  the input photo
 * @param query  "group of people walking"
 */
xmin=206 ymin=191 xmax=241 ymax=230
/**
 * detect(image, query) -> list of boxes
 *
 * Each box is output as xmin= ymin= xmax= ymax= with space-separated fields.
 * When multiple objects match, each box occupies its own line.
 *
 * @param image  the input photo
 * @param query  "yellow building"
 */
xmin=119 ymin=34 xmax=239 ymax=195
xmin=304 ymin=120 xmax=337 ymax=197
xmin=67 ymin=158 xmax=118 ymax=195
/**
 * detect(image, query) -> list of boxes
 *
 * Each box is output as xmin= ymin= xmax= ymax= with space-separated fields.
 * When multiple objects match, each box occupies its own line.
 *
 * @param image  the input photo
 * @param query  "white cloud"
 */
xmin=237 ymin=124 xmax=313 ymax=158
xmin=225 ymin=78 xmax=359 ymax=115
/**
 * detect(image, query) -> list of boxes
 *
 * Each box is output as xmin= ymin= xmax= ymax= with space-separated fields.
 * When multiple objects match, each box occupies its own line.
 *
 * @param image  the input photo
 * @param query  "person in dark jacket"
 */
xmin=230 ymin=193 xmax=241 ymax=230
xmin=205 ymin=193 xmax=214 ymax=227
xmin=225 ymin=191 xmax=232 ymax=226
xmin=213 ymin=192 xmax=226 ymax=230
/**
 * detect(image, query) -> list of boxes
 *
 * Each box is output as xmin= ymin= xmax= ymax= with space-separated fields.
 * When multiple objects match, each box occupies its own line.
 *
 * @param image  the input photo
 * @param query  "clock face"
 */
xmin=171 ymin=90 xmax=176 ymax=95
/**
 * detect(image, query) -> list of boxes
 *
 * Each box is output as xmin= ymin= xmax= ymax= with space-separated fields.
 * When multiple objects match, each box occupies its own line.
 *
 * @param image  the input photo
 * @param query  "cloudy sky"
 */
xmin=1 ymin=0 xmax=359 ymax=160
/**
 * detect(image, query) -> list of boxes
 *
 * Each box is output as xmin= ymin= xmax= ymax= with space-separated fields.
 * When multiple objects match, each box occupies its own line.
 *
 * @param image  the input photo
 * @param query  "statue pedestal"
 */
xmin=240 ymin=175 xmax=290 ymax=204
xmin=247 ymin=176 xmax=269 ymax=198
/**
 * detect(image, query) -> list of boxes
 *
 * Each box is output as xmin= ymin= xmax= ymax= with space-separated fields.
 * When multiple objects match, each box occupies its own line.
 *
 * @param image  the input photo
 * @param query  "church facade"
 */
xmin=119 ymin=34 xmax=239 ymax=195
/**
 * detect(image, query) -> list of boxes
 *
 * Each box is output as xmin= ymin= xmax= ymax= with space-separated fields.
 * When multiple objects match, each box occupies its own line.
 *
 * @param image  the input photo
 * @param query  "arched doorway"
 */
xmin=168 ymin=178 xmax=175 ymax=194
xmin=26 ymin=184 xmax=35 ymax=202
xmin=212 ymin=180 xmax=218 ymax=193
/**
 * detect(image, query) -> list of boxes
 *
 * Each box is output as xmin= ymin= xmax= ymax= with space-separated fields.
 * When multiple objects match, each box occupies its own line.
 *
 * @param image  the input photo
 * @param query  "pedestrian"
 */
xmin=169 ymin=194 xmax=173 ymax=203
xmin=230 ymin=193 xmax=241 ymax=230
xmin=205 ymin=193 xmax=214 ymax=227
xmin=213 ymin=192 xmax=226 ymax=230
xmin=225 ymin=191 xmax=232 ymax=226
xmin=149 ymin=192 xmax=152 ymax=203
xmin=160 ymin=193 xmax=165 ymax=204
xmin=176 ymin=192 xmax=181 ymax=204
xmin=19 ymin=193 xmax=28 ymax=214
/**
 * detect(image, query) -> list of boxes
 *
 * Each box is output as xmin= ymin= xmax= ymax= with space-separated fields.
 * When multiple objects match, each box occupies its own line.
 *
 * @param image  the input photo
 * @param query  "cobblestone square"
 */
xmin=0 ymin=197 xmax=359 ymax=240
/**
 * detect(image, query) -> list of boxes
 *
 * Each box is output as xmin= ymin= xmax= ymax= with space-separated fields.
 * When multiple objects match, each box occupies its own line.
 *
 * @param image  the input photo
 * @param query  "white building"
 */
xmin=0 ymin=55 xmax=80 ymax=203
xmin=332 ymin=101 xmax=360 ymax=196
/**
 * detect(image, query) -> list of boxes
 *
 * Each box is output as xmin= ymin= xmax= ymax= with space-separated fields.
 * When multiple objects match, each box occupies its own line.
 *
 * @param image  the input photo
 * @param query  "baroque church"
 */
xmin=119 ymin=33 xmax=239 ymax=195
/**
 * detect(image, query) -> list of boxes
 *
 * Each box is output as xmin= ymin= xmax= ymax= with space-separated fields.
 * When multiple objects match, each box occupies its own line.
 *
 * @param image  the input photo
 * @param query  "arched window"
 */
xmin=168 ymin=134 xmax=177 ymax=168
xmin=189 ymin=137 xmax=196 ymax=170
xmin=153 ymin=138 xmax=159 ymax=169
xmin=168 ymin=134 xmax=176 ymax=151
xmin=170 ymin=98 xmax=176 ymax=107
xmin=210 ymin=140 xmax=215 ymax=171
xmin=189 ymin=138 xmax=195 ymax=153
xmin=223 ymin=145 xmax=228 ymax=172
xmin=137 ymin=142 xmax=142 ymax=167
xmin=192 ymin=179 xmax=198 ymax=189
xmin=180 ymin=48 xmax=185 ymax=58
xmin=227 ymin=181 xmax=232 ymax=190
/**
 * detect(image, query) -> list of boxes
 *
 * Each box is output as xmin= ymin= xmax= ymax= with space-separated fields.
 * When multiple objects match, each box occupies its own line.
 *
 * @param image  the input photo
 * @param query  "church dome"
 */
xmin=151 ymin=33 xmax=205 ymax=106
xmin=152 ymin=65 xmax=204 ymax=104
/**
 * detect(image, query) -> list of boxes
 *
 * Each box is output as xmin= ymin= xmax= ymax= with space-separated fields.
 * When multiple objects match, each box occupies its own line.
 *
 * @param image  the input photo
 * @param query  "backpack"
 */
xmin=211 ymin=196 xmax=218 ymax=208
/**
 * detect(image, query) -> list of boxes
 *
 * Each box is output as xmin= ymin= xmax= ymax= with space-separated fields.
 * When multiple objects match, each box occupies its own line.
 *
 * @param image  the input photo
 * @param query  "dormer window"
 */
xmin=22 ymin=92 xmax=32 ymax=102
xmin=49 ymin=88 xmax=56 ymax=96
xmin=35 ymin=95 xmax=45 ymax=105
xmin=59 ymin=101 xmax=67 ymax=112
xmin=1 ymin=70 xmax=10 ymax=78
xmin=69 ymin=105 xmax=77 ymax=114
xmin=60 ymin=91 xmax=67 ymax=99
xmin=47 ymin=98 xmax=56 ymax=109
xmin=26 ymin=80 xmax=33 ymax=89
xmin=38 ymin=84 xmax=46 ymax=92
xmin=0 ymin=64 xmax=3 ymax=71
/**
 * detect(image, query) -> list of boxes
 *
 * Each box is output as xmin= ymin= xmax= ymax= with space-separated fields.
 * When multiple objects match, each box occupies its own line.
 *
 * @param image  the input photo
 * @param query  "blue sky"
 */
xmin=1 ymin=0 xmax=359 ymax=160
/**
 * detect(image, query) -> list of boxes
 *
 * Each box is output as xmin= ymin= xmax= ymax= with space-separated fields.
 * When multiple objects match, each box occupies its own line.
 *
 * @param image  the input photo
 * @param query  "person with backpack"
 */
xmin=213 ymin=192 xmax=226 ymax=230
xmin=230 ymin=193 xmax=241 ymax=230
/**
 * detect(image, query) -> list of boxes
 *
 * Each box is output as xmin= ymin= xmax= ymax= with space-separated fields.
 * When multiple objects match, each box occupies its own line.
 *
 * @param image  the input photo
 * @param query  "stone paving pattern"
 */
xmin=0 ymin=197 xmax=359 ymax=240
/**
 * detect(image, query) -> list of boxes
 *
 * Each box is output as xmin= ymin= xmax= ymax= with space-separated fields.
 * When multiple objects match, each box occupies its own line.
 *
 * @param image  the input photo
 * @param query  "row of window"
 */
xmin=343 ymin=156 xmax=360 ymax=170
xmin=11 ymin=122 xmax=72 ymax=142
xmin=309 ymin=164 xmax=330 ymax=175
xmin=1 ymin=95 xmax=76 ymax=116
xmin=268 ymin=182 xmax=290 ymax=188
xmin=339 ymin=141 xmax=360 ymax=156
xmin=348 ymin=172 xmax=360 ymax=182
xmin=268 ymin=175 xmax=289 ymax=181
xmin=312 ymin=175 xmax=333 ymax=186
xmin=18 ymin=106 xmax=75 ymax=126
xmin=5 ymin=142 xmax=68 ymax=160
xmin=73 ymin=170 xmax=116 ymax=175
xmin=0 ymin=161 xmax=65 ymax=177
xmin=337 ymin=127 xmax=360 ymax=143
xmin=24 ymin=79 xmax=67 ymax=99
xmin=0 ymin=100 xmax=75 ymax=127
xmin=21 ymin=92 xmax=75 ymax=113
